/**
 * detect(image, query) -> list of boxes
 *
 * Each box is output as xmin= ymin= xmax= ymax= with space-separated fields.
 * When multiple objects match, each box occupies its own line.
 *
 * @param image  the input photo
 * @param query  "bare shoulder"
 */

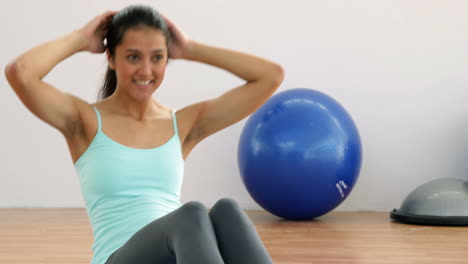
xmin=65 ymin=95 xmax=97 ymax=139
xmin=175 ymin=103 xmax=203 ymax=142
xmin=175 ymin=102 xmax=204 ymax=156
xmin=64 ymin=96 xmax=99 ymax=162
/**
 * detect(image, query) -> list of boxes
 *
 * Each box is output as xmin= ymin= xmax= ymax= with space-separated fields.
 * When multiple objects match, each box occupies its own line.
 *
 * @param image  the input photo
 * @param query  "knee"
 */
xmin=178 ymin=201 xmax=210 ymax=228
xmin=211 ymin=198 xmax=242 ymax=215
xmin=180 ymin=201 xmax=208 ymax=217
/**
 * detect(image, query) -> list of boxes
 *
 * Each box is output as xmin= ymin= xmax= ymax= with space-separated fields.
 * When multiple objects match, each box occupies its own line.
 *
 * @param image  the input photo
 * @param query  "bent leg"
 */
xmin=209 ymin=198 xmax=273 ymax=264
xmin=106 ymin=201 xmax=224 ymax=264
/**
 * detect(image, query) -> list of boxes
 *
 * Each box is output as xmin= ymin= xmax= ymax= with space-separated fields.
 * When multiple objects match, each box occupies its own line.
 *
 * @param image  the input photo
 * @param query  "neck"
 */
xmin=106 ymin=92 xmax=162 ymax=121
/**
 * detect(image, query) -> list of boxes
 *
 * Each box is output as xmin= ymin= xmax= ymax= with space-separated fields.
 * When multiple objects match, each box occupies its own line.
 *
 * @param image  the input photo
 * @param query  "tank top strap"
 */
xmin=92 ymin=106 xmax=102 ymax=131
xmin=171 ymin=110 xmax=179 ymax=137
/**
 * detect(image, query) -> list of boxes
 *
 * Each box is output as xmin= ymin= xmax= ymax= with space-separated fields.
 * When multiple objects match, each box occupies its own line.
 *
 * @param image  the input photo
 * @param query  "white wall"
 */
xmin=2 ymin=0 xmax=468 ymax=211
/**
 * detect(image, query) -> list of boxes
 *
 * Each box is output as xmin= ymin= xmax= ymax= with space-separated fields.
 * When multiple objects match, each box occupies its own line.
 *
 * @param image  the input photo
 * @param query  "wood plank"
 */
xmin=250 ymin=211 xmax=468 ymax=264
xmin=1 ymin=209 xmax=467 ymax=264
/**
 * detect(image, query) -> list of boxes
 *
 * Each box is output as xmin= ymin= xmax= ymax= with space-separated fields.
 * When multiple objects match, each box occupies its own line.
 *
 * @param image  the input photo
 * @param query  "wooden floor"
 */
xmin=1 ymin=209 xmax=467 ymax=264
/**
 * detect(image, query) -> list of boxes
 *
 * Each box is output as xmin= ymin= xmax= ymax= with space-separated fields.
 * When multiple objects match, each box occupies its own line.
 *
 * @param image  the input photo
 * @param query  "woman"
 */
xmin=5 ymin=5 xmax=283 ymax=264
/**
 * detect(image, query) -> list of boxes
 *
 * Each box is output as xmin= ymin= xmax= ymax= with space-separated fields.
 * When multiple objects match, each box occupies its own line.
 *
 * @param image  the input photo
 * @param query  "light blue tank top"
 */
xmin=75 ymin=107 xmax=184 ymax=264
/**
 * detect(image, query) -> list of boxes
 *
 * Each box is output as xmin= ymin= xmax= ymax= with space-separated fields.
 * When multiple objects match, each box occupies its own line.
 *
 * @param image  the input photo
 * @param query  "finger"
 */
xmin=102 ymin=10 xmax=118 ymax=19
xmin=98 ymin=10 xmax=117 ymax=26
xmin=161 ymin=14 xmax=175 ymax=27
xmin=97 ymin=42 xmax=106 ymax=53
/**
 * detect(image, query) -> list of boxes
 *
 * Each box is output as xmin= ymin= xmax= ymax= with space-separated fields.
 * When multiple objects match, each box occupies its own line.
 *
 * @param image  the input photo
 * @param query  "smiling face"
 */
xmin=108 ymin=26 xmax=168 ymax=102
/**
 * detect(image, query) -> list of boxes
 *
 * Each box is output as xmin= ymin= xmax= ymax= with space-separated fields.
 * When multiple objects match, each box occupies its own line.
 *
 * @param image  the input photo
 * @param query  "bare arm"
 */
xmin=184 ymin=42 xmax=283 ymax=139
xmin=166 ymin=17 xmax=284 ymax=151
xmin=4 ymin=11 xmax=115 ymax=136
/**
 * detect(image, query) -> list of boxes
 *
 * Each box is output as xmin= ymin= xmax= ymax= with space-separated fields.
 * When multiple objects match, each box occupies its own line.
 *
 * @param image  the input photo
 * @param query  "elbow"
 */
xmin=5 ymin=60 xmax=21 ymax=85
xmin=4 ymin=61 xmax=17 ymax=83
xmin=266 ymin=63 xmax=285 ymax=91
xmin=273 ymin=63 xmax=285 ymax=85
xmin=5 ymin=59 xmax=28 ymax=89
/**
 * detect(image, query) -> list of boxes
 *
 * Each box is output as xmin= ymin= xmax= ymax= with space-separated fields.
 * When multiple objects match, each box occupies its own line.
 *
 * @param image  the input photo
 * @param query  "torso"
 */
xmin=65 ymin=100 xmax=200 ymax=164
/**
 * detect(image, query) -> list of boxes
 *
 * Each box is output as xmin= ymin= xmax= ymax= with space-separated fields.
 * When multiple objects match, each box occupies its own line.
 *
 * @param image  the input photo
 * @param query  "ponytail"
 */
xmin=98 ymin=67 xmax=117 ymax=100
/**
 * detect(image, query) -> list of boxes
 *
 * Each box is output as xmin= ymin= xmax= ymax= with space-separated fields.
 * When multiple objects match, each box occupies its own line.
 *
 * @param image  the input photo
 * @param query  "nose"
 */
xmin=138 ymin=59 xmax=152 ymax=76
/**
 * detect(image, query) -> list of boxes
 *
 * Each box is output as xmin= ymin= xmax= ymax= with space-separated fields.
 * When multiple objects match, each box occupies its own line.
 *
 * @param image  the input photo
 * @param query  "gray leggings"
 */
xmin=105 ymin=198 xmax=273 ymax=264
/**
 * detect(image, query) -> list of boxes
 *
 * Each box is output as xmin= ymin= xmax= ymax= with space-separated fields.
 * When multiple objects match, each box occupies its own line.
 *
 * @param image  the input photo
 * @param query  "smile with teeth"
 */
xmin=134 ymin=80 xmax=153 ymax=86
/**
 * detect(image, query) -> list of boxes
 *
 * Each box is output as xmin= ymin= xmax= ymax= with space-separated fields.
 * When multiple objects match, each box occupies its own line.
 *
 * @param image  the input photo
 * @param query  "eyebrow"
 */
xmin=125 ymin=49 xmax=165 ymax=53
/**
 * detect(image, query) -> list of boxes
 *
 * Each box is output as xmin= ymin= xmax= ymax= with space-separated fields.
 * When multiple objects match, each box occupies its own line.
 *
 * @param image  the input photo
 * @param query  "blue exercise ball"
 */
xmin=238 ymin=88 xmax=362 ymax=220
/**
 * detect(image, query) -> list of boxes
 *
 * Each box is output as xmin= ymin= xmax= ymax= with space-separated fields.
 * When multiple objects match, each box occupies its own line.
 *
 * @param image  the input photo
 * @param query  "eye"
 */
xmin=152 ymin=55 xmax=164 ymax=62
xmin=126 ymin=54 xmax=139 ymax=62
